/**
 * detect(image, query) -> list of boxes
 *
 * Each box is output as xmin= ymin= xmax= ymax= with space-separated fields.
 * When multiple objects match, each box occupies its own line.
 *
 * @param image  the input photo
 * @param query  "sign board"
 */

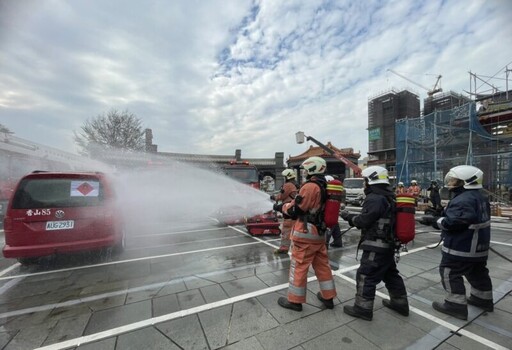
xmin=368 ymin=127 xmax=381 ymax=141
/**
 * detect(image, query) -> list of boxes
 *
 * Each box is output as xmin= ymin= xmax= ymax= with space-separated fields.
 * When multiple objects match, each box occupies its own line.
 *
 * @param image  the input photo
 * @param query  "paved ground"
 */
xmin=0 ymin=213 xmax=510 ymax=350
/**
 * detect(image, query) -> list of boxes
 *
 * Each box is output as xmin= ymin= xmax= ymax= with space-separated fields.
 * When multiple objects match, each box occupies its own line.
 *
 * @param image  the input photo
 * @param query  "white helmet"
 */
xmin=411 ymin=180 xmax=417 ymax=185
xmin=444 ymin=165 xmax=483 ymax=189
xmin=362 ymin=166 xmax=389 ymax=185
xmin=301 ymin=156 xmax=326 ymax=175
xmin=325 ymin=175 xmax=334 ymax=181
xmin=281 ymin=169 xmax=296 ymax=180
xmin=398 ymin=182 xmax=404 ymax=186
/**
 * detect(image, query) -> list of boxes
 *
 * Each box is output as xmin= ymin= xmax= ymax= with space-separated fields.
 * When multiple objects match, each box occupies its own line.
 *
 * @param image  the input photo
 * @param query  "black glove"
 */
xmin=432 ymin=217 xmax=442 ymax=230
xmin=270 ymin=194 xmax=276 ymax=201
xmin=340 ymin=210 xmax=351 ymax=220
xmin=418 ymin=216 xmax=435 ymax=226
xmin=273 ymin=203 xmax=283 ymax=212
xmin=340 ymin=210 xmax=355 ymax=226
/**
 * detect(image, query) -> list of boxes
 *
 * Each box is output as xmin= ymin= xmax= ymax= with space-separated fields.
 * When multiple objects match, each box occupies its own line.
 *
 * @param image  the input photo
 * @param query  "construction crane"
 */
xmin=387 ymin=69 xmax=442 ymax=97
xmin=295 ymin=131 xmax=362 ymax=177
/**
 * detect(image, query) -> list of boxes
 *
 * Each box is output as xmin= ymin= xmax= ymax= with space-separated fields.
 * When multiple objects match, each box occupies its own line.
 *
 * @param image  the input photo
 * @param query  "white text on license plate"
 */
xmin=45 ymin=220 xmax=75 ymax=230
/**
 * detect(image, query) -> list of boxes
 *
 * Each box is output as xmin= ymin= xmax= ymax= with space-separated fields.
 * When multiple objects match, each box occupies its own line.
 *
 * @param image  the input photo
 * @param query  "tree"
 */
xmin=75 ymin=109 xmax=146 ymax=156
xmin=0 ymin=123 xmax=13 ymax=134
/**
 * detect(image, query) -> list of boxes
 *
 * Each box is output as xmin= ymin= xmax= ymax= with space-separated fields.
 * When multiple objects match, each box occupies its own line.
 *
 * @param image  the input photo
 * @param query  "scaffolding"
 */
xmin=395 ymin=101 xmax=512 ymax=198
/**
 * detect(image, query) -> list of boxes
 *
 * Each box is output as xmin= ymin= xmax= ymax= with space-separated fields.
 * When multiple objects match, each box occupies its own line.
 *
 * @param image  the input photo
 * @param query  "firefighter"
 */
xmin=270 ymin=169 xmax=298 ymax=254
xmin=407 ymin=180 xmax=421 ymax=204
xmin=395 ymin=182 xmax=406 ymax=195
xmin=273 ymin=156 xmax=337 ymax=311
xmin=324 ymin=175 xmax=343 ymax=248
xmin=427 ymin=180 xmax=441 ymax=210
xmin=340 ymin=166 xmax=408 ymax=321
xmin=429 ymin=165 xmax=493 ymax=320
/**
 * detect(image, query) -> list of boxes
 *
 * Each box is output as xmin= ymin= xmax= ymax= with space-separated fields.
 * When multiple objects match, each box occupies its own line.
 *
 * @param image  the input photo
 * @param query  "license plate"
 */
xmin=45 ymin=220 xmax=75 ymax=230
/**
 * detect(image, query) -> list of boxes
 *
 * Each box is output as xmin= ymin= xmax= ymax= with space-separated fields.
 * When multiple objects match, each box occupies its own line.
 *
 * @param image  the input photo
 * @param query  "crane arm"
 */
xmin=304 ymin=135 xmax=362 ymax=177
xmin=387 ymin=69 xmax=430 ymax=91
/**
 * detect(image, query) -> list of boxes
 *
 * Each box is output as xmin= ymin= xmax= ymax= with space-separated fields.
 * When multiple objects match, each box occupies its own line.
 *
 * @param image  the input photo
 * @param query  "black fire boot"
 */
xmin=432 ymin=301 xmax=468 ymax=320
xmin=467 ymin=295 xmax=494 ymax=312
xmin=343 ymin=304 xmax=373 ymax=321
xmin=278 ymin=297 xmax=302 ymax=311
xmin=316 ymin=292 xmax=334 ymax=309
xmin=382 ymin=297 xmax=409 ymax=316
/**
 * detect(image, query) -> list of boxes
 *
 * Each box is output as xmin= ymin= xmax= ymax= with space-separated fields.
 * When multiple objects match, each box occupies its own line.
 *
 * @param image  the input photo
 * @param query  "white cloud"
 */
xmin=1 ymin=0 xmax=511 ymax=162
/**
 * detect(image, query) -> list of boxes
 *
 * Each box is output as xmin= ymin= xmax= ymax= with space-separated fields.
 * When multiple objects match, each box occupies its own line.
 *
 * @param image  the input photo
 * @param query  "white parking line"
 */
xmin=34 ymin=242 xmax=509 ymax=350
xmin=0 ymin=262 xmax=20 ymax=277
xmin=0 ymin=239 xmax=279 ymax=282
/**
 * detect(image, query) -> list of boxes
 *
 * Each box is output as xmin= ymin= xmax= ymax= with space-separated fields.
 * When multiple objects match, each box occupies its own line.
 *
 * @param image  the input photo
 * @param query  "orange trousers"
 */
xmin=287 ymin=240 xmax=337 ymax=303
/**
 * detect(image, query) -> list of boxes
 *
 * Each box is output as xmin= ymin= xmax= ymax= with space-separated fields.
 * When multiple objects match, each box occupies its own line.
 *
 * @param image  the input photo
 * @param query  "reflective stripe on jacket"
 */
xmin=439 ymin=189 xmax=491 ymax=261
xmin=352 ymin=186 xmax=395 ymax=252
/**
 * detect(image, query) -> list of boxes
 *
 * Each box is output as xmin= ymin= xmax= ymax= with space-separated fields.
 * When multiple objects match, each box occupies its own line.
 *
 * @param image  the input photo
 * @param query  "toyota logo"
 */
xmin=55 ymin=210 xmax=65 ymax=219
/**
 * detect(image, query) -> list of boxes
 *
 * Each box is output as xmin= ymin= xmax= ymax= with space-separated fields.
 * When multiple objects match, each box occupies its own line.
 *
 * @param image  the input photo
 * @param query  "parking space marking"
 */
xmin=0 ymin=262 xmax=20 ymax=277
xmin=31 ymin=245 xmax=432 ymax=350
xmin=228 ymin=225 xmax=281 ymax=249
xmin=126 ymin=234 xmax=254 ymax=251
xmin=0 ymin=239 xmax=279 ymax=282
xmin=35 ymin=242 xmax=509 ymax=350
xmin=0 ymin=257 xmax=290 ymax=319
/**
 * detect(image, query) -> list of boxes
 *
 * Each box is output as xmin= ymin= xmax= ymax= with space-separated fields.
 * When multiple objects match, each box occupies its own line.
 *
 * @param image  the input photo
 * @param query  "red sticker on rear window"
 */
xmin=70 ymin=181 xmax=99 ymax=197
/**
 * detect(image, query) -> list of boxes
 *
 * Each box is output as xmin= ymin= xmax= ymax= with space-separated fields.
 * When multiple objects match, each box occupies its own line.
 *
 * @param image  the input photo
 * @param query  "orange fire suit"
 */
xmin=407 ymin=184 xmax=421 ymax=205
xmin=395 ymin=186 xmax=406 ymax=195
xmin=274 ymin=180 xmax=298 ymax=251
xmin=282 ymin=177 xmax=337 ymax=304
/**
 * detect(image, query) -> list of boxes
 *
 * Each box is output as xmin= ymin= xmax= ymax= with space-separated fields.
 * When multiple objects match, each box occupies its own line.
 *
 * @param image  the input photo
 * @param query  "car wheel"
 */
xmin=113 ymin=229 xmax=126 ymax=254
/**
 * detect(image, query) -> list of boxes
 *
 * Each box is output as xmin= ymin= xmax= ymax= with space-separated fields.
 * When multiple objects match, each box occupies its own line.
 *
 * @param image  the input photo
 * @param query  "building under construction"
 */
xmin=395 ymin=99 xmax=512 ymax=199
xmin=367 ymin=89 xmax=420 ymax=172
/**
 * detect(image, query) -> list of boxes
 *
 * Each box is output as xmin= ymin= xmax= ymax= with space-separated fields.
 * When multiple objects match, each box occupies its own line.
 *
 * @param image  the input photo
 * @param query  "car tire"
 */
xmin=113 ymin=229 xmax=126 ymax=254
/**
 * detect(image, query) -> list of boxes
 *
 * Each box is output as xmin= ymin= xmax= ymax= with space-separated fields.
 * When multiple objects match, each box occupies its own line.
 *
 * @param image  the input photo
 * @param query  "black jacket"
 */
xmin=352 ymin=184 xmax=395 ymax=252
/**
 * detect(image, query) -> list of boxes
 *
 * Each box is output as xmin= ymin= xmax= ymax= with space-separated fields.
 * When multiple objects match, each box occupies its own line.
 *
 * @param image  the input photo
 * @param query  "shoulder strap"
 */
xmin=307 ymin=178 xmax=327 ymax=204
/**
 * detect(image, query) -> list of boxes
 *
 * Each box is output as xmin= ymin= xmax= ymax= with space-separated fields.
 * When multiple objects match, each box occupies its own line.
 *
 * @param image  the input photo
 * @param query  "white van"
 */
xmin=344 ymin=177 xmax=366 ymax=206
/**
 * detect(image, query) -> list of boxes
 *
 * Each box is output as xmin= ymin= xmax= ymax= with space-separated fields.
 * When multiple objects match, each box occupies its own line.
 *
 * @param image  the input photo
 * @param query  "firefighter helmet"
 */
xmin=398 ymin=182 xmax=404 ymax=187
xmin=362 ymin=166 xmax=389 ymax=185
xmin=325 ymin=175 xmax=334 ymax=181
xmin=301 ymin=156 xmax=326 ymax=175
xmin=411 ymin=180 xmax=418 ymax=185
xmin=444 ymin=165 xmax=483 ymax=189
xmin=281 ymin=169 xmax=296 ymax=180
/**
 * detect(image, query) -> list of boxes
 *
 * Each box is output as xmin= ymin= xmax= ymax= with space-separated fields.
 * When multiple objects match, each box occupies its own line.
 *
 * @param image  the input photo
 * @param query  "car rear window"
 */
xmin=11 ymin=178 xmax=105 ymax=209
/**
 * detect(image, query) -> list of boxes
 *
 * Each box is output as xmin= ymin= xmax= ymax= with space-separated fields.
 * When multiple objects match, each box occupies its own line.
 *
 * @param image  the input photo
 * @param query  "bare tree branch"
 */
xmin=74 ymin=109 xmax=146 ymax=156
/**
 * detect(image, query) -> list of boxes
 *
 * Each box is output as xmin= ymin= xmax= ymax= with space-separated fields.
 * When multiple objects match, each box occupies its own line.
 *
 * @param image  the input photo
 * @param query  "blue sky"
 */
xmin=1 ymin=0 xmax=511 ymax=161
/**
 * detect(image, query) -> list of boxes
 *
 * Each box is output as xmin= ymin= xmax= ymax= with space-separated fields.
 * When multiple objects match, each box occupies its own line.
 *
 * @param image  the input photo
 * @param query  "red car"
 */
xmin=2 ymin=171 xmax=125 ymax=264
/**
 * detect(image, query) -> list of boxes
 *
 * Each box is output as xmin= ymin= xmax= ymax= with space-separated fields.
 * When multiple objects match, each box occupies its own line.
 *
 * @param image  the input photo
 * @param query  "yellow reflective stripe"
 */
xmin=397 ymin=197 xmax=416 ymax=204
xmin=327 ymin=184 xmax=343 ymax=191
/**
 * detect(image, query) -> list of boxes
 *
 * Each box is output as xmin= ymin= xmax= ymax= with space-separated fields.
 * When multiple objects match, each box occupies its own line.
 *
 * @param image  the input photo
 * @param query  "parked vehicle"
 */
xmin=220 ymin=160 xmax=260 ymax=189
xmin=344 ymin=177 xmax=366 ymax=206
xmin=2 ymin=171 xmax=124 ymax=264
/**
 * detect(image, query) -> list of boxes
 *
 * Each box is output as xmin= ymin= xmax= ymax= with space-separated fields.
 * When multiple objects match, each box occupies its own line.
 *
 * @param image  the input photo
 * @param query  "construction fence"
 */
xmin=395 ymin=102 xmax=512 ymax=202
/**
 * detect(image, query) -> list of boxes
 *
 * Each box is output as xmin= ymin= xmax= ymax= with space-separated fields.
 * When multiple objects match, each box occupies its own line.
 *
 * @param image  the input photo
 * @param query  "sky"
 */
xmin=1 ymin=0 xmax=512 ymax=162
